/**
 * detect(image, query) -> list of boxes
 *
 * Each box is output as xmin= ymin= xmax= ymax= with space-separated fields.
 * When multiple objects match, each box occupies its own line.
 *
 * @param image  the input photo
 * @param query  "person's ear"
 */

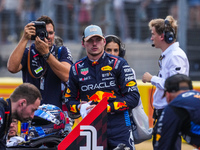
xmin=166 ymin=92 xmax=171 ymax=103
xmin=160 ymin=33 xmax=165 ymax=41
xmin=19 ymin=99 xmax=26 ymax=107
xmin=103 ymin=38 xmax=106 ymax=45
xmin=166 ymin=92 xmax=174 ymax=104
xmin=21 ymin=101 xmax=24 ymax=107
xmin=81 ymin=40 xmax=85 ymax=48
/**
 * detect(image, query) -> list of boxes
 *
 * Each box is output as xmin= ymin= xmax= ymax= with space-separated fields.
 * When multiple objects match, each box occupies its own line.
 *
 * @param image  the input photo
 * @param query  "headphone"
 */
xmin=82 ymin=32 xmax=85 ymax=42
xmin=163 ymin=19 xmax=175 ymax=44
xmin=105 ymin=35 xmax=126 ymax=58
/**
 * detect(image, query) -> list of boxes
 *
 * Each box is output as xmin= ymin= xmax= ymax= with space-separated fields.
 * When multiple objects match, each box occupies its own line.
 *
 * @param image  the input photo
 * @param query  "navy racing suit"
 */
xmin=0 ymin=98 xmax=11 ymax=150
xmin=154 ymin=90 xmax=200 ymax=150
xmin=65 ymin=52 xmax=140 ymax=149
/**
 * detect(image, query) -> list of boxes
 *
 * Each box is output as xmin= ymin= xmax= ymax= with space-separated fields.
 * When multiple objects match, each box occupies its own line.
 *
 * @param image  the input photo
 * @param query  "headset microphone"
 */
xmin=152 ymin=44 xmax=155 ymax=47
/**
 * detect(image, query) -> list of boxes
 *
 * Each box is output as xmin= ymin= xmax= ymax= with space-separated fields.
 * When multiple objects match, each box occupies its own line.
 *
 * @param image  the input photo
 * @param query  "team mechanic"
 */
xmin=65 ymin=25 xmax=140 ymax=150
xmin=154 ymin=74 xmax=200 ymax=149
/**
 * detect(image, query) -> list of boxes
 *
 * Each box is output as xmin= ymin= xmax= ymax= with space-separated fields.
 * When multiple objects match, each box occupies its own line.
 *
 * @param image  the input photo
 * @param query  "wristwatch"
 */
xmin=42 ymin=51 xmax=51 ymax=60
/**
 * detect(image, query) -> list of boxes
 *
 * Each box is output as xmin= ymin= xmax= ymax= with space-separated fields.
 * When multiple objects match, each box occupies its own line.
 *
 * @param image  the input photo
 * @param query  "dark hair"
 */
xmin=82 ymin=32 xmax=85 ymax=42
xmin=105 ymin=35 xmax=126 ymax=58
xmin=164 ymin=74 xmax=193 ymax=93
xmin=10 ymin=83 xmax=42 ymax=105
xmin=37 ymin=15 xmax=55 ymax=31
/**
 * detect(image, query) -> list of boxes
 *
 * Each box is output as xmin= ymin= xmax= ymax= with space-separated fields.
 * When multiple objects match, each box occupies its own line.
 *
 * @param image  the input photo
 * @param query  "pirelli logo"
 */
xmin=126 ymin=81 xmax=136 ymax=86
xmin=101 ymin=66 xmax=112 ymax=71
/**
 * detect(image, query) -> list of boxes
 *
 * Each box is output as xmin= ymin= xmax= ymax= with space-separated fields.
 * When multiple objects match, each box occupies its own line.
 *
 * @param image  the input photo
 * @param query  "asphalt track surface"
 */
xmin=135 ymin=140 xmax=196 ymax=150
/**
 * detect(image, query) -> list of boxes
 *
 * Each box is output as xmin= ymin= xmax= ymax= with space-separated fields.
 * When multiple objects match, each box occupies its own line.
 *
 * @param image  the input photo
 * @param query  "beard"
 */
xmin=12 ymin=110 xmax=30 ymax=123
xmin=12 ymin=111 xmax=22 ymax=122
xmin=48 ymin=38 xmax=53 ymax=48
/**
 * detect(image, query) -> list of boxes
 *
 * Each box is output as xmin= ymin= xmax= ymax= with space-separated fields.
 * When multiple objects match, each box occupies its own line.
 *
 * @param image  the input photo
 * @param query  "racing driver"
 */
xmin=65 ymin=25 xmax=140 ymax=150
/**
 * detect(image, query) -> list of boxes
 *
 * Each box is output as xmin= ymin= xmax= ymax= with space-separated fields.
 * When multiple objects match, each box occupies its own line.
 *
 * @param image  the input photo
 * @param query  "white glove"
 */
xmin=80 ymin=102 xmax=91 ymax=119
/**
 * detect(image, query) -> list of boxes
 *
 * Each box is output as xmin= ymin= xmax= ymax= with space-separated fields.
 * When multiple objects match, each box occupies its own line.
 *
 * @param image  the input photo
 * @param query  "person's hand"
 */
xmin=79 ymin=101 xmax=96 ymax=114
xmin=86 ymin=104 xmax=96 ymax=114
xmin=142 ymin=72 xmax=152 ymax=83
xmin=22 ymin=22 xmax=35 ymax=40
xmin=78 ymin=101 xmax=88 ymax=110
xmin=35 ymin=36 xmax=49 ymax=55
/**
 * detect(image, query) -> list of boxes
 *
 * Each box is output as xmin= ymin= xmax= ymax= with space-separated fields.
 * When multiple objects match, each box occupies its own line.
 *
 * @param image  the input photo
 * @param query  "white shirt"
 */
xmin=151 ymin=42 xmax=189 ymax=109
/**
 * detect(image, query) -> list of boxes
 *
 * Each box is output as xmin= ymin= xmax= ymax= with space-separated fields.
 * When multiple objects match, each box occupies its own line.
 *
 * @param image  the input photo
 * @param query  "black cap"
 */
xmin=164 ymin=74 xmax=193 ymax=93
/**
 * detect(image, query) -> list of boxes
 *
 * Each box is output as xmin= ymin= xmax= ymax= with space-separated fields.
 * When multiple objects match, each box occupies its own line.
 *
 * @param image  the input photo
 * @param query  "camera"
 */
xmin=31 ymin=21 xmax=48 ymax=41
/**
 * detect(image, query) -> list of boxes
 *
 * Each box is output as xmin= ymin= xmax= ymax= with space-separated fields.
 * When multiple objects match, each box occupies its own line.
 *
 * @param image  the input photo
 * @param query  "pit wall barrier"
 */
xmin=0 ymin=77 xmax=200 ymax=130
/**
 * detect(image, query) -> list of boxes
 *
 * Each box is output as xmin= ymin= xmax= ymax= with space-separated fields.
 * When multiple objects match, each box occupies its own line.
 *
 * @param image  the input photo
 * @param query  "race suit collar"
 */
xmin=87 ymin=52 xmax=106 ymax=66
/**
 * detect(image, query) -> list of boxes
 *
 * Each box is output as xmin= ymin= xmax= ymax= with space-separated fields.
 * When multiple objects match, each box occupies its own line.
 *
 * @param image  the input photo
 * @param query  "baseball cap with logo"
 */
xmin=83 ymin=25 xmax=104 ymax=41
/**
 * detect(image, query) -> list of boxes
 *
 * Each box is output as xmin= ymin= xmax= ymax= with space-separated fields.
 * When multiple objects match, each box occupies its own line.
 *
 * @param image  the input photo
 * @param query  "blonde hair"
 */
xmin=149 ymin=15 xmax=178 ymax=41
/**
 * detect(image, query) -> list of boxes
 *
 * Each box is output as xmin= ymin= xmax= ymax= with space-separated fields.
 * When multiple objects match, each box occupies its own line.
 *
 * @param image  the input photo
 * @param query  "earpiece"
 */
xmin=82 ymin=32 xmax=85 ymax=42
xmin=163 ymin=19 xmax=175 ymax=44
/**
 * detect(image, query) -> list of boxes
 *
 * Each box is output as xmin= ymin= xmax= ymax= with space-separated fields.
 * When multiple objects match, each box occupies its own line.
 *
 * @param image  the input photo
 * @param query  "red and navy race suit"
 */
xmin=65 ymin=52 xmax=140 ymax=149
xmin=21 ymin=44 xmax=73 ymax=109
xmin=0 ymin=98 xmax=11 ymax=150
xmin=154 ymin=90 xmax=200 ymax=150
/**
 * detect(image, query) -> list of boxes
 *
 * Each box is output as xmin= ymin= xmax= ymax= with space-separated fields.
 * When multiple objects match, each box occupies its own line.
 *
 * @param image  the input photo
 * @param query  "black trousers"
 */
xmin=152 ymin=108 xmax=181 ymax=150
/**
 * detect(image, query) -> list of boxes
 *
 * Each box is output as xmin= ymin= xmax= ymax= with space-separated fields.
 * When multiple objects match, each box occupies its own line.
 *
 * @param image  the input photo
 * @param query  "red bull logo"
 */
xmin=21 ymin=122 xmax=29 ymax=134
xmin=87 ymin=91 xmax=116 ymax=103
xmin=92 ymin=61 xmax=98 ymax=66
xmin=65 ymin=88 xmax=71 ymax=98
xmin=113 ymin=101 xmax=127 ymax=111
xmin=107 ymin=105 xmax=111 ymax=113
xmin=65 ymin=93 xmax=71 ymax=98
xmin=70 ymin=104 xmax=78 ymax=113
